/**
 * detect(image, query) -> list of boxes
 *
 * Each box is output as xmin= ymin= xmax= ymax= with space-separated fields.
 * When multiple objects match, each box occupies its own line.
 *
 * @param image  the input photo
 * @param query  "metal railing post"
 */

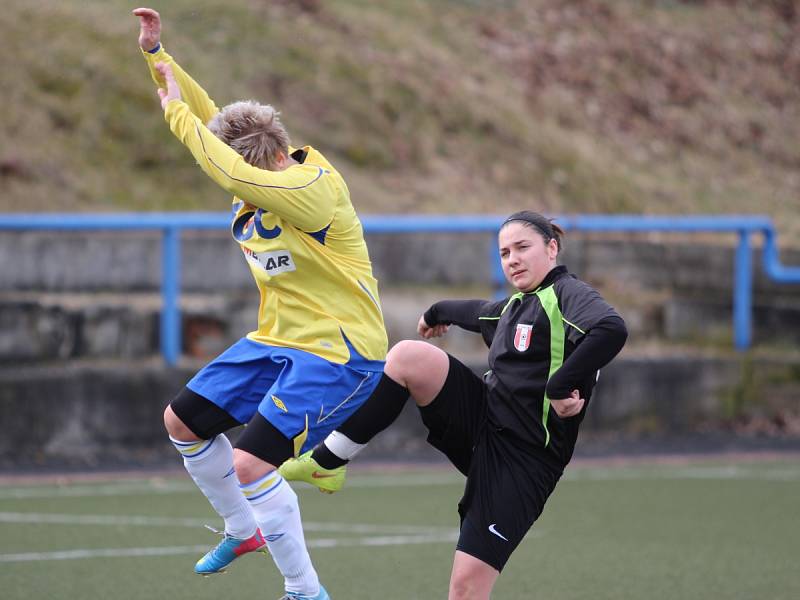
xmin=161 ymin=226 xmax=181 ymax=366
xmin=733 ymin=230 xmax=752 ymax=351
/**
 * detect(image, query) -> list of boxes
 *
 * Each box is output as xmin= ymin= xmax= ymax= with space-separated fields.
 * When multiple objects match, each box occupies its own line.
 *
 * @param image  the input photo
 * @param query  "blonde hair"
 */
xmin=207 ymin=101 xmax=291 ymax=170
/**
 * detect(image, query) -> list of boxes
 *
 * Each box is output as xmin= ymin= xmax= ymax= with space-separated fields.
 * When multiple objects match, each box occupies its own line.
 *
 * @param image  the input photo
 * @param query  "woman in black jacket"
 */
xmin=282 ymin=210 xmax=628 ymax=599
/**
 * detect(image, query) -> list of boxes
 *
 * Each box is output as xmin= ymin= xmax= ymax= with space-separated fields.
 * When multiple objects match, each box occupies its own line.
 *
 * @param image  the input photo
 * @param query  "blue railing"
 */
xmin=1 ymin=213 xmax=798 ymax=364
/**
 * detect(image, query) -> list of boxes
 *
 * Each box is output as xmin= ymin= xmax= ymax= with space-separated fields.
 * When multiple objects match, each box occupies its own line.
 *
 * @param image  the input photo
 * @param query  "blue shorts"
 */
xmin=187 ymin=337 xmax=385 ymax=454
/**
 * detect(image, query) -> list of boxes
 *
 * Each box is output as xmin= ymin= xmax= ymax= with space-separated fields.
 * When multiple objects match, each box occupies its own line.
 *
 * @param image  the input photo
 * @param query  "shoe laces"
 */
xmin=204 ymin=523 xmax=226 ymax=537
xmin=203 ymin=524 xmax=240 ymax=552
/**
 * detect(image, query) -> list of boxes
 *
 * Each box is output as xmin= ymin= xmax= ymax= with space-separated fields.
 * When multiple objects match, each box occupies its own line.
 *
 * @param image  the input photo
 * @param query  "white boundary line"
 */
xmin=1 ymin=464 xmax=798 ymax=501
xmin=0 ymin=473 xmax=466 ymax=500
xmin=0 ymin=533 xmax=461 ymax=563
xmin=0 ymin=512 xmax=456 ymax=535
xmin=563 ymin=464 xmax=800 ymax=482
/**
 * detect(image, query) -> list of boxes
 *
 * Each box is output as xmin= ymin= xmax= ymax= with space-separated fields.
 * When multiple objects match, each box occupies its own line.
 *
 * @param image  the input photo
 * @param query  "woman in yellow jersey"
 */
xmin=133 ymin=9 xmax=387 ymax=600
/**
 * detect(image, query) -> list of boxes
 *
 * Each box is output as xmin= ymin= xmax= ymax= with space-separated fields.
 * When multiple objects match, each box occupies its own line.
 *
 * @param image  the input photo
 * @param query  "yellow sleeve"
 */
xmin=164 ymin=100 xmax=336 ymax=232
xmin=141 ymin=45 xmax=219 ymax=125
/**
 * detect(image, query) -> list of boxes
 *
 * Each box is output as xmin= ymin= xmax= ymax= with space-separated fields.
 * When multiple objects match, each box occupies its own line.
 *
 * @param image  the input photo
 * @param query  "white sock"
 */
xmin=241 ymin=472 xmax=320 ymax=596
xmin=325 ymin=430 xmax=366 ymax=461
xmin=170 ymin=435 xmax=257 ymax=539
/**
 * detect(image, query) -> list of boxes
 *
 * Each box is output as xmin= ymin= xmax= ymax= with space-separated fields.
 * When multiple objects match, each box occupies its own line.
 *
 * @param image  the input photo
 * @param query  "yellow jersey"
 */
xmin=142 ymin=46 xmax=387 ymax=364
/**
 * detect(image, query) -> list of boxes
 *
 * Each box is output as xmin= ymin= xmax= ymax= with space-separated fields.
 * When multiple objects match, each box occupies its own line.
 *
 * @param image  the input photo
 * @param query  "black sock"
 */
xmin=313 ymin=443 xmax=347 ymax=470
xmin=339 ymin=374 xmax=409 ymax=443
xmin=311 ymin=374 xmax=409 ymax=469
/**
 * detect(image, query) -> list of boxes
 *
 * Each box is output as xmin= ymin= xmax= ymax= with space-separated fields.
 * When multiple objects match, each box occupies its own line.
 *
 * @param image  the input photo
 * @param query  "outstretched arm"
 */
xmin=422 ymin=300 xmax=489 ymax=334
xmin=155 ymin=62 xmax=337 ymax=231
xmin=133 ymin=7 xmax=219 ymax=124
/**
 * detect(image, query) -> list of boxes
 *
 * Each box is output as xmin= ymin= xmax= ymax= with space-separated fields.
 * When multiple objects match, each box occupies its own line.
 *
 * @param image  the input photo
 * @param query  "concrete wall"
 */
xmin=2 ymin=230 xmax=799 ymax=363
xmin=3 ymin=229 xmax=799 ymax=295
xmin=3 ymin=354 xmax=798 ymax=470
xmin=1 ymin=229 xmax=799 ymax=468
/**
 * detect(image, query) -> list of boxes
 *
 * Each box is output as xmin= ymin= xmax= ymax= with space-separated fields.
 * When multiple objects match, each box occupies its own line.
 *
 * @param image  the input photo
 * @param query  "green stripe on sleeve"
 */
xmin=562 ymin=316 xmax=586 ymax=334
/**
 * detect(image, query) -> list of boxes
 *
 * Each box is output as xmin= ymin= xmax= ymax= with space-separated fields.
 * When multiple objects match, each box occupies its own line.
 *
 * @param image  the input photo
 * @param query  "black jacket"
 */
xmin=424 ymin=265 xmax=627 ymax=466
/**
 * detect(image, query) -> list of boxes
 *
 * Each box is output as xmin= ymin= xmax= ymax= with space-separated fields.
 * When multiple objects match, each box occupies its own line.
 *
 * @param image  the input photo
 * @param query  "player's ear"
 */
xmin=548 ymin=237 xmax=559 ymax=259
xmin=272 ymin=150 xmax=287 ymax=170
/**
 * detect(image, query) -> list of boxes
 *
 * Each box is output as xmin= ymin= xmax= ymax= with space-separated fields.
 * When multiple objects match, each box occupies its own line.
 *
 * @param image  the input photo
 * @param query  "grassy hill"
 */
xmin=2 ymin=0 xmax=799 ymax=240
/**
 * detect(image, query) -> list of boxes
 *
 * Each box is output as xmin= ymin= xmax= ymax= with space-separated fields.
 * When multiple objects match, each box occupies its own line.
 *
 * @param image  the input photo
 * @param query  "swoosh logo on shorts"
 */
xmin=488 ymin=523 xmax=509 ymax=541
xmin=311 ymin=471 xmax=337 ymax=479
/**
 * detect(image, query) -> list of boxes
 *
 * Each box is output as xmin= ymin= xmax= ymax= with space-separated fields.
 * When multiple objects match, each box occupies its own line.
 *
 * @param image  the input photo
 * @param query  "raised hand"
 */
xmin=155 ymin=62 xmax=182 ymax=109
xmin=132 ymin=7 xmax=162 ymax=51
xmin=417 ymin=314 xmax=450 ymax=339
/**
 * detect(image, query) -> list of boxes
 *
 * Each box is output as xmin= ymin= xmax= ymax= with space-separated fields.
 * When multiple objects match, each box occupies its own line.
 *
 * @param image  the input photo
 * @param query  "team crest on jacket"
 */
xmin=514 ymin=323 xmax=533 ymax=351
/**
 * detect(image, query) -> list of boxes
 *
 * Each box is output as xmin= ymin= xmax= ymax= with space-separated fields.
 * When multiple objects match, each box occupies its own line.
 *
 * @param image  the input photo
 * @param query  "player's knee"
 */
xmin=233 ymin=448 xmax=275 ymax=484
xmin=386 ymin=340 xmax=446 ymax=388
xmin=449 ymin=571 xmax=476 ymax=600
xmin=448 ymin=552 xmax=497 ymax=600
xmin=449 ymin=569 xmax=487 ymax=600
xmin=386 ymin=340 xmax=426 ymax=379
xmin=163 ymin=404 xmax=198 ymax=442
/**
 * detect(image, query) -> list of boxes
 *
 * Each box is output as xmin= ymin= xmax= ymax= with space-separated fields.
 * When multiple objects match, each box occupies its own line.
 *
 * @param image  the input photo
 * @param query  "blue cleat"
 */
xmin=195 ymin=526 xmax=267 ymax=575
xmin=279 ymin=585 xmax=330 ymax=600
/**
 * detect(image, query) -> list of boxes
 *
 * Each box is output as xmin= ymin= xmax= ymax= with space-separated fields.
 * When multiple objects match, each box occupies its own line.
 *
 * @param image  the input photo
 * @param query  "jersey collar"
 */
xmin=500 ymin=265 xmax=569 ymax=314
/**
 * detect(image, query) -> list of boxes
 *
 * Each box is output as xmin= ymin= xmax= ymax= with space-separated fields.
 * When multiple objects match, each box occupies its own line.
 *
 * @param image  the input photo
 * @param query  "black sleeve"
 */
xmin=557 ymin=277 xmax=620 ymax=346
xmin=545 ymin=315 xmax=628 ymax=399
xmin=423 ymin=299 xmax=487 ymax=333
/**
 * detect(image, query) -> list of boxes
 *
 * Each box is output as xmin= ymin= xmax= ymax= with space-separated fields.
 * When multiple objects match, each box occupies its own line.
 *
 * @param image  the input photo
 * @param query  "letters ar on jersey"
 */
xmin=243 ymin=248 xmax=297 ymax=276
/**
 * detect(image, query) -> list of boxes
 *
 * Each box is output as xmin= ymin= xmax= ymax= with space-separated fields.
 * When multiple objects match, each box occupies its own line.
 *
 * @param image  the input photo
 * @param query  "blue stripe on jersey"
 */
xmin=307 ymin=223 xmax=331 ymax=245
xmin=358 ymin=280 xmax=381 ymax=311
xmin=341 ymin=331 xmax=385 ymax=372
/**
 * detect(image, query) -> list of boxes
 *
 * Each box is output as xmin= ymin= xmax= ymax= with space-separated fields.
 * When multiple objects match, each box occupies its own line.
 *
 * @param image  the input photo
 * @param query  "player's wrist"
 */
xmin=144 ymin=41 xmax=162 ymax=54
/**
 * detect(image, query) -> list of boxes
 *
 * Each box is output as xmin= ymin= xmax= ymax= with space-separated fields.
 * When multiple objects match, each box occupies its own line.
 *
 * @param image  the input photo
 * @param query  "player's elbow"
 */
xmin=608 ymin=315 xmax=628 ymax=352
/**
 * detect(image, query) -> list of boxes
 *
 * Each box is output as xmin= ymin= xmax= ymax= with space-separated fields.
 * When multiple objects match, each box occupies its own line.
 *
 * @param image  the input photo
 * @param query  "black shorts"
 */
xmin=170 ymin=387 xmax=293 ymax=467
xmin=418 ymin=354 xmax=563 ymax=572
xmin=418 ymin=354 xmax=487 ymax=475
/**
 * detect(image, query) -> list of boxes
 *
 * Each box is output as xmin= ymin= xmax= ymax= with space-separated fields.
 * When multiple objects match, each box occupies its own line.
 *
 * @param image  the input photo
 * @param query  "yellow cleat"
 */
xmin=279 ymin=450 xmax=346 ymax=493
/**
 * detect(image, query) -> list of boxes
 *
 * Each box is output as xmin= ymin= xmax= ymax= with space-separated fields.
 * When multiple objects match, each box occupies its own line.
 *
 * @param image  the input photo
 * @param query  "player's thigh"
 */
xmin=184 ymin=338 xmax=284 ymax=425
xmin=418 ymin=354 xmax=487 ymax=475
xmin=234 ymin=412 xmax=294 ymax=481
xmin=254 ymin=349 xmax=383 ymax=455
xmin=168 ymin=387 xmax=242 ymax=440
xmin=457 ymin=435 xmax=562 ymax=572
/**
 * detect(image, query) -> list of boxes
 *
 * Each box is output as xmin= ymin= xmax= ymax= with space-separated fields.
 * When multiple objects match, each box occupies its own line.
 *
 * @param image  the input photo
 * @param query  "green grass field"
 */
xmin=1 ymin=459 xmax=799 ymax=599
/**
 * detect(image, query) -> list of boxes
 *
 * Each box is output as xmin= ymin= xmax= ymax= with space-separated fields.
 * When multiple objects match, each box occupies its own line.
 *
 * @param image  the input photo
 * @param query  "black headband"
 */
xmin=501 ymin=213 xmax=554 ymax=240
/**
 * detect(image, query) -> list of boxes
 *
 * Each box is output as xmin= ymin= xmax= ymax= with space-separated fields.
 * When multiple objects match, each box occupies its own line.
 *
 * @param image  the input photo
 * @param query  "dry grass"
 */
xmin=1 ymin=0 xmax=799 ymax=241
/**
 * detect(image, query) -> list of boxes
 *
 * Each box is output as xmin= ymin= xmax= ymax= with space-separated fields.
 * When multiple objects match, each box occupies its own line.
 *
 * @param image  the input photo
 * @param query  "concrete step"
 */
xmin=2 ymin=350 xmax=798 ymax=470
